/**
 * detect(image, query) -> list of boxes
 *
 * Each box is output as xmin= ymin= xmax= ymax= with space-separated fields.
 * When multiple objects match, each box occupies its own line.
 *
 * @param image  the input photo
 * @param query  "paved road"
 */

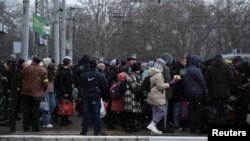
xmin=0 ymin=113 xmax=206 ymax=136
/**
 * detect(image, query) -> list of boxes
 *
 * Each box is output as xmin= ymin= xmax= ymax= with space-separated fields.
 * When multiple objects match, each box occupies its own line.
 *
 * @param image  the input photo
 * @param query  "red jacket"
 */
xmin=20 ymin=63 xmax=48 ymax=97
xmin=110 ymin=82 xmax=124 ymax=112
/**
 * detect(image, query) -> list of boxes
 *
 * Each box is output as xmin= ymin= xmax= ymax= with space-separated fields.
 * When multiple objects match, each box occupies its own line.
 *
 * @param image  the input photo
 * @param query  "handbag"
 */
xmin=57 ymin=100 xmax=74 ymax=117
xmin=39 ymin=96 xmax=49 ymax=112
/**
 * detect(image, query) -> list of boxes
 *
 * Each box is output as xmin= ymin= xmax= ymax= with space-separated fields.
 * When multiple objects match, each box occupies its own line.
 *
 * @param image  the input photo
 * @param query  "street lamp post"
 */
xmin=21 ymin=0 xmax=30 ymax=60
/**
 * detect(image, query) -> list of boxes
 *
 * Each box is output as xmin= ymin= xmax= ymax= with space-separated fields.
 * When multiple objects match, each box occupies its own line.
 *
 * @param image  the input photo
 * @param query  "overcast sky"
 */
xmin=17 ymin=0 xmax=81 ymax=6
xmin=17 ymin=0 xmax=215 ymax=6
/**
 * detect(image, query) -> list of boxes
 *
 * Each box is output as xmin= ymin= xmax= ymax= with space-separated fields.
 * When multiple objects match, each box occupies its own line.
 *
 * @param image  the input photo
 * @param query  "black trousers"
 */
xmin=22 ymin=95 xmax=41 ymax=131
xmin=212 ymin=98 xmax=228 ymax=124
xmin=188 ymin=95 xmax=203 ymax=132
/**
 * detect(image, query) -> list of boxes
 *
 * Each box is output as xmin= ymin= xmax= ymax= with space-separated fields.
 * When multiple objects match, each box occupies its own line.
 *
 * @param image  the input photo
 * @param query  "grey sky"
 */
xmin=17 ymin=0 xmax=80 ymax=6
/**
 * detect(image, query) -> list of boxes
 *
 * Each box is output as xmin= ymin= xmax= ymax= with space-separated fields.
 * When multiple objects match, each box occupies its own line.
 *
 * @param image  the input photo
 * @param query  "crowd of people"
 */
xmin=0 ymin=52 xmax=250 ymax=135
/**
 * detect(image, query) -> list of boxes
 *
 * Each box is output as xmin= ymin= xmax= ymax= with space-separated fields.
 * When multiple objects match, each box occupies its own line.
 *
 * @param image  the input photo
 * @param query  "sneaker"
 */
xmin=43 ymin=124 xmax=53 ymax=128
xmin=147 ymin=122 xmax=162 ymax=135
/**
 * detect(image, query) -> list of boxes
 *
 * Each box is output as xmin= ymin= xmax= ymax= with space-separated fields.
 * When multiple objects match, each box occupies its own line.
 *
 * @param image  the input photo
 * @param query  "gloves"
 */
xmin=169 ymin=77 xmax=180 ymax=87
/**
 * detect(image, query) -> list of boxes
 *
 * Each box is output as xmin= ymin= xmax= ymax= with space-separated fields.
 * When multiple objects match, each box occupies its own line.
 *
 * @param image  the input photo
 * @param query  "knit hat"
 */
xmin=63 ymin=56 xmax=72 ymax=66
xmin=117 ymin=72 xmax=128 ymax=81
xmin=97 ymin=63 xmax=105 ymax=70
xmin=42 ymin=58 xmax=52 ymax=68
xmin=155 ymin=58 xmax=166 ymax=67
xmin=153 ymin=62 xmax=163 ymax=70
xmin=64 ymin=56 xmax=72 ymax=61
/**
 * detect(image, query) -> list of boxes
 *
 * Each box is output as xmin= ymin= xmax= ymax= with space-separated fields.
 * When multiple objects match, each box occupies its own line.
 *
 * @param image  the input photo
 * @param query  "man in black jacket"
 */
xmin=79 ymin=60 xmax=109 ymax=135
xmin=206 ymin=55 xmax=234 ymax=124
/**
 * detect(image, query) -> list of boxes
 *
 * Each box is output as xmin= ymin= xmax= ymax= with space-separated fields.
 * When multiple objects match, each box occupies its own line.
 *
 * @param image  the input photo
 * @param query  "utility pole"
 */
xmin=60 ymin=0 xmax=66 ymax=63
xmin=45 ymin=0 xmax=49 ymax=56
xmin=21 ymin=0 xmax=30 ymax=60
xmin=69 ymin=8 xmax=73 ymax=59
xmin=53 ymin=0 xmax=60 ymax=64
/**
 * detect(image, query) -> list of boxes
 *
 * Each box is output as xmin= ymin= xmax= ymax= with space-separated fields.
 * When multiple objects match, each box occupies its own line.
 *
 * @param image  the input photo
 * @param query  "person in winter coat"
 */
xmin=54 ymin=56 xmax=74 ymax=126
xmin=73 ymin=55 xmax=90 ymax=88
xmin=206 ymin=55 xmax=234 ymax=124
xmin=109 ymin=72 xmax=128 ymax=130
xmin=231 ymin=56 xmax=250 ymax=124
xmin=182 ymin=55 xmax=208 ymax=134
xmin=141 ymin=61 xmax=154 ymax=81
xmin=41 ymin=58 xmax=57 ymax=128
xmin=121 ymin=55 xmax=136 ymax=74
xmin=146 ymin=62 xmax=179 ymax=134
xmin=158 ymin=53 xmax=175 ymax=132
xmin=171 ymin=55 xmax=187 ymax=130
xmin=20 ymin=57 xmax=48 ymax=132
xmin=104 ymin=59 xmax=120 ymax=129
xmin=123 ymin=63 xmax=142 ymax=133
xmin=79 ymin=60 xmax=109 ymax=135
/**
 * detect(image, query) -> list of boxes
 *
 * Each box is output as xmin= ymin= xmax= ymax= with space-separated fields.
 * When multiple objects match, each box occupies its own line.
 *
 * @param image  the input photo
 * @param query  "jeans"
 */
xmin=81 ymin=98 xmax=101 ymax=135
xmin=42 ymin=92 xmax=57 ymax=125
xmin=173 ymin=102 xmax=181 ymax=128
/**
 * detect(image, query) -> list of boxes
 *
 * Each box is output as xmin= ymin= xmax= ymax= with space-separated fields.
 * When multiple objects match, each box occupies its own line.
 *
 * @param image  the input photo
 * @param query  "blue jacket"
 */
xmin=183 ymin=56 xmax=208 ymax=96
xmin=79 ymin=68 xmax=109 ymax=100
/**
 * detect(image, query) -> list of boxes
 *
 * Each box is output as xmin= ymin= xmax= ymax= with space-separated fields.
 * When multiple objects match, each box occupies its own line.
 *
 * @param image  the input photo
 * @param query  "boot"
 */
xmin=130 ymin=123 xmax=138 ymax=132
xmin=147 ymin=121 xmax=162 ymax=134
xmin=124 ymin=123 xmax=133 ymax=133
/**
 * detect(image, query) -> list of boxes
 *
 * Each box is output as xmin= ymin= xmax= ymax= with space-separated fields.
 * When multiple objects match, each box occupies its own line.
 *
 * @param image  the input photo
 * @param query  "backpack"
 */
xmin=140 ymin=76 xmax=153 ymax=98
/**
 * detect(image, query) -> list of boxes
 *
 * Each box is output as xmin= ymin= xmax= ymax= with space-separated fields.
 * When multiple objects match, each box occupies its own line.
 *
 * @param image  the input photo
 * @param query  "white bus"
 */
xmin=221 ymin=53 xmax=250 ymax=63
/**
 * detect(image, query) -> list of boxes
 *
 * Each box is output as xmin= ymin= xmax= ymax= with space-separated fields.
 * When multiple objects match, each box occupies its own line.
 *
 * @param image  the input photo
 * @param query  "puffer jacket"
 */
xmin=20 ymin=63 xmax=48 ymax=97
xmin=147 ymin=67 xmax=170 ymax=105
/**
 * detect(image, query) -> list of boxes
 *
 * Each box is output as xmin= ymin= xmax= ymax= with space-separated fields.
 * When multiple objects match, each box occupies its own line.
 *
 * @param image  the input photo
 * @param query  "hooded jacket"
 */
xmin=183 ymin=56 xmax=208 ymax=96
xmin=160 ymin=53 xmax=174 ymax=99
xmin=147 ymin=67 xmax=170 ymax=105
xmin=206 ymin=57 xmax=234 ymax=98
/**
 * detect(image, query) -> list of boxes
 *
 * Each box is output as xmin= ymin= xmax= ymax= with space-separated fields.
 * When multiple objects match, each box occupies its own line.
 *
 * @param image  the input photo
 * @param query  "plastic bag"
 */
xmin=100 ymin=98 xmax=107 ymax=118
